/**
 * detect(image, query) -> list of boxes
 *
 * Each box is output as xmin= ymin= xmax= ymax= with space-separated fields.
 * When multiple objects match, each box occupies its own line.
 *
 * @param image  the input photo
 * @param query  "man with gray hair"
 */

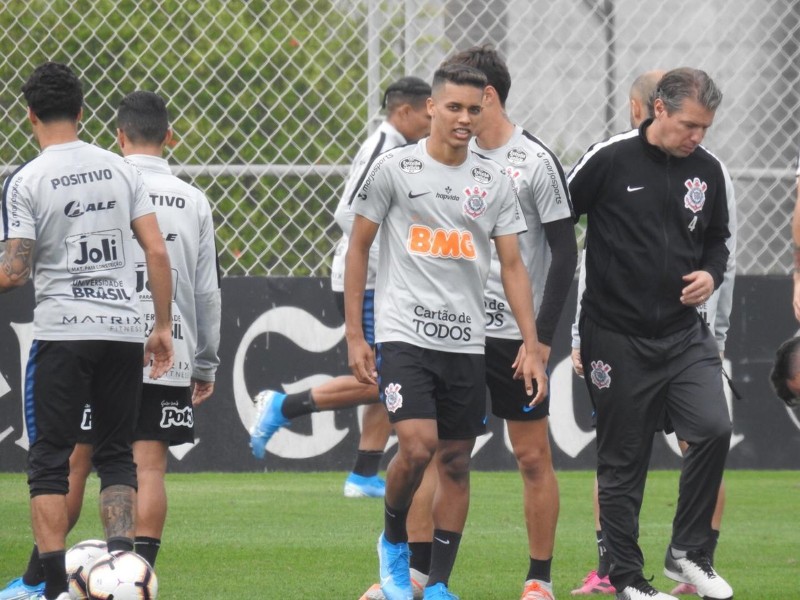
xmin=567 ymin=68 xmax=733 ymax=600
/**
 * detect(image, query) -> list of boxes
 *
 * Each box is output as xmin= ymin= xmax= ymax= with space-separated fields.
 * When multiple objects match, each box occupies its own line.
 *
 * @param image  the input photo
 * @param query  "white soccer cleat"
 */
xmin=664 ymin=548 xmax=733 ymax=600
xmin=615 ymin=579 xmax=677 ymax=600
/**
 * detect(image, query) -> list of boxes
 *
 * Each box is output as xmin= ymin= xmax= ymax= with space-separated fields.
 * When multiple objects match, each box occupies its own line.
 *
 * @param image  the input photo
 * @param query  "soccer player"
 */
xmin=0 ymin=89 xmax=220 ymax=599
xmin=249 ymin=76 xmax=431 ymax=498
xmin=568 ymin=68 xmax=734 ymax=600
xmin=346 ymin=63 xmax=547 ymax=600
xmin=569 ymin=69 xmax=736 ymax=596
xmin=0 ymin=63 xmax=174 ymax=600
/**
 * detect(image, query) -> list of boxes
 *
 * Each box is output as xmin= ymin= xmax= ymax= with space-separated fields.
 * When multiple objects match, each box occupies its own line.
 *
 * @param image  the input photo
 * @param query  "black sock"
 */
xmin=427 ymin=529 xmax=462 ymax=587
xmin=527 ymin=557 xmax=552 ymax=583
xmin=134 ymin=536 xmax=161 ymax=568
xmin=706 ymin=529 xmax=720 ymax=565
xmin=384 ymin=502 xmax=409 ymax=544
xmin=40 ymin=550 xmax=67 ymax=600
xmin=352 ymin=450 xmax=383 ymax=477
xmin=281 ymin=391 xmax=318 ymax=419
xmin=22 ymin=544 xmax=44 ymax=586
xmin=597 ymin=530 xmax=611 ymax=578
xmin=409 ymin=541 xmax=432 ymax=575
xmin=107 ymin=536 xmax=134 ymax=553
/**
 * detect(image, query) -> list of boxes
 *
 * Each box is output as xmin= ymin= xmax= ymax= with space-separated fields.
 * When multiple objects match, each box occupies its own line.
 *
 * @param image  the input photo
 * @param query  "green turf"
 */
xmin=1 ymin=470 xmax=798 ymax=598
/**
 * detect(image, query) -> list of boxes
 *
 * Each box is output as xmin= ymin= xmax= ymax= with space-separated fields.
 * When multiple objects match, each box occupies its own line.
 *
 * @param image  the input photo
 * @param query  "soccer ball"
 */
xmin=86 ymin=551 xmax=158 ymax=600
xmin=66 ymin=539 xmax=108 ymax=600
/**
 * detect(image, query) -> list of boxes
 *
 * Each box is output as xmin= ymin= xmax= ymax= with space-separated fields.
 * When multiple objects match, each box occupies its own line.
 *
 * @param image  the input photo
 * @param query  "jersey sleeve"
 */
xmin=567 ymin=144 xmax=610 ymax=217
xmin=352 ymin=154 xmax=393 ymax=225
xmin=529 ymin=151 xmax=574 ymax=223
xmin=130 ymin=167 xmax=155 ymax=221
xmin=713 ymin=163 xmax=737 ymax=351
xmin=2 ymin=171 xmax=36 ymax=241
xmin=491 ymin=173 xmax=527 ymax=237
xmin=193 ymin=192 xmax=222 ymax=381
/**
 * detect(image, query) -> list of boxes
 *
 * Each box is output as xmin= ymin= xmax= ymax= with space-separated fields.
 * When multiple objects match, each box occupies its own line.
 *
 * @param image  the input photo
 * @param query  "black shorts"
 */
xmin=25 ymin=339 xmax=142 ymax=496
xmin=76 ymin=384 xmax=194 ymax=446
xmin=485 ymin=337 xmax=549 ymax=421
xmin=375 ymin=341 xmax=486 ymax=440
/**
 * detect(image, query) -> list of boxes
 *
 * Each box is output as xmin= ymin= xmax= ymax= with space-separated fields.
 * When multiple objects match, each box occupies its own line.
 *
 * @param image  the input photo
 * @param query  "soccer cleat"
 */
xmin=377 ymin=533 xmax=412 ymax=600
xmin=664 ymin=548 xmax=733 ymax=600
xmin=571 ymin=570 xmax=615 ymax=595
xmin=345 ymin=473 xmax=386 ymax=498
xmin=669 ymin=582 xmax=697 ymax=595
xmin=422 ymin=582 xmax=459 ymax=600
xmin=359 ymin=570 xmax=427 ymax=599
xmin=0 ymin=578 xmax=45 ymax=600
xmin=615 ymin=579 xmax=677 ymax=600
xmin=249 ymin=390 xmax=289 ymax=459
xmin=521 ymin=579 xmax=555 ymax=600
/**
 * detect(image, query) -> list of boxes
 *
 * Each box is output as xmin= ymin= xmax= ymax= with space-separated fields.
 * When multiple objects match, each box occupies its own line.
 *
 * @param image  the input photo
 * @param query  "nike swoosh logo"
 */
xmin=522 ymin=404 xmax=535 ymax=413
xmin=408 ymin=191 xmax=430 ymax=199
xmin=627 ymin=185 xmax=644 ymax=192
xmin=434 ymin=537 xmax=450 ymax=545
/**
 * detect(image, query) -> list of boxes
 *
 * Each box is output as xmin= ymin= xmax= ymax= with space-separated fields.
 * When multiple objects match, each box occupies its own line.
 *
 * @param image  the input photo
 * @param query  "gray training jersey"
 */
xmin=474 ymin=126 xmax=573 ymax=339
xmin=330 ymin=121 xmax=408 ymax=292
xmin=128 ymin=155 xmax=221 ymax=386
xmin=1 ymin=140 xmax=152 ymax=342
xmin=353 ymin=139 xmax=526 ymax=354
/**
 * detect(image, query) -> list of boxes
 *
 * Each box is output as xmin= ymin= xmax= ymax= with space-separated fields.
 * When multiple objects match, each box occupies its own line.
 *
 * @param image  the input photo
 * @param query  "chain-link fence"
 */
xmin=1 ymin=0 xmax=798 ymax=276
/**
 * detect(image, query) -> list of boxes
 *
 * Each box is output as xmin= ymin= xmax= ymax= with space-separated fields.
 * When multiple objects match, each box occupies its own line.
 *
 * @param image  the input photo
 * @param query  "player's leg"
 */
xmin=26 ymin=341 xmax=96 ymax=600
xmin=571 ymin=475 xmax=615 ymax=595
xmin=132 ymin=384 xmax=194 ymax=568
xmin=486 ymin=336 xmax=558 ymax=599
xmin=423 ymin=350 xmax=485 ymax=599
xmin=345 ymin=402 xmax=392 ymax=498
xmin=89 ymin=341 xmax=142 ymax=554
xmin=663 ymin=323 xmax=732 ymax=600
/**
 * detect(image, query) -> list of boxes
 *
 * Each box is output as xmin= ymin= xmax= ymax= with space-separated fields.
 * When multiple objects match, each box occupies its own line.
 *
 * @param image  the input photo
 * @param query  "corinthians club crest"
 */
xmin=384 ymin=382 xmax=403 ymax=413
xmin=590 ymin=360 xmax=612 ymax=390
xmin=684 ymin=177 xmax=707 ymax=213
xmin=463 ymin=185 xmax=488 ymax=219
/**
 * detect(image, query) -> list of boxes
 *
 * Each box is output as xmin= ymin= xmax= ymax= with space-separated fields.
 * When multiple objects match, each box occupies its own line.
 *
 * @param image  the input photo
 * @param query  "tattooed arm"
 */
xmin=0 ymin=238 xmax=34 ymax=292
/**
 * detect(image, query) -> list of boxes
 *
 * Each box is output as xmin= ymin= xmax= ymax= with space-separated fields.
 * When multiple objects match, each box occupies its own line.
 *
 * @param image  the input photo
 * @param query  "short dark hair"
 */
xmin=22 ymin=62 xmax=83 ymax=123
xmin=769 ymin=337 xmax=800 ymax=407
xmin=655 ymin=67 xmax=723 ymax=114
xmin=441 ymin=45 xmax=511 ymax=106
xmin=431 ymin=63 xmax=487 ymax=94
xmin=381 ymin=76 xmax=431 ymax=112
xmin=117 ymin=91 xmax=170 ymax=145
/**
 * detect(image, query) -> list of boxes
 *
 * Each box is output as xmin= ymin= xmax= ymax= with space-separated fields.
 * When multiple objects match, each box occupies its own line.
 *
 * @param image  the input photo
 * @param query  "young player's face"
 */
xmin=652 ymin=96 xmax=715 ymax=158
xmin=427 ymin=82 xmax=484 ymax=149
xmin=403 ymin=104 xmax=432 ymax=143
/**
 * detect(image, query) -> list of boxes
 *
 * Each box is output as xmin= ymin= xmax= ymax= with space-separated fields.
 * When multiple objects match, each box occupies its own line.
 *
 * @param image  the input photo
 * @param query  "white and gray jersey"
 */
xmin=1 ymin=140 xmax=152 ymax=342
xmin=330 ymin=121 xmax=408 ymax=292
xmin=353 ymin=139 xmax=526 ymax=354
xmin=474 ymin=126 xmax=573 ymax=339
xmin=127 ymin=155 xmax=221 ymax=386
xmin=571 ymin=157 xmax=736 ymax=352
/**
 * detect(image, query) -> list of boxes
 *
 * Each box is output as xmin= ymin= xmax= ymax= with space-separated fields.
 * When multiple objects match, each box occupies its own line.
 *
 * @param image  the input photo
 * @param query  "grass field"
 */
xmin=1 ymin=470 xmax=798 ymax=599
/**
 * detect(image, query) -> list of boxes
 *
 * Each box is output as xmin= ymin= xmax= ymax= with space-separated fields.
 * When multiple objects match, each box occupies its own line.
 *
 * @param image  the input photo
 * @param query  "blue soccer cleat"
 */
xmin=423 ymin=582 xmax=460 ymax=600
xmin=249 ymin=390 xmax=289 ymax=459
xmin=0 ymin=577 xmax=45 ymax=600
xmin=377 ymin=533 xmax=412 ymax=600
xmin=344 ymin=473 xmax=386 ymax=498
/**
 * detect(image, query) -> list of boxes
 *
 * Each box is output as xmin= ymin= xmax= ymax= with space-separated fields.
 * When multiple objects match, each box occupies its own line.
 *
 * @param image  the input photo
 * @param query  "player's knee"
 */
xmin=514 ymin=444 xmax=553 ymax=481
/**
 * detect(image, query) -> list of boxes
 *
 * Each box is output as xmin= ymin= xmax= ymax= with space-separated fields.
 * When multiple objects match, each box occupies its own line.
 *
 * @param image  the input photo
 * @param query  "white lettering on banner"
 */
xmin=10 ymin=321 xmax=34 ymax=451
xmin=545 ymin=356 xmax=597 ymax=458
xmin=232 ymin=305 xmax=350 ymax=459
xmin=0 ymin=364 xmax=12 ymax=444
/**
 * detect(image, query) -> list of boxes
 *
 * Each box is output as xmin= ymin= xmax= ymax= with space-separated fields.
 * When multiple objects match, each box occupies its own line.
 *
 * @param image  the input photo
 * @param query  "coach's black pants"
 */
xmin=580 ymin=316 xmax=732 ymax=591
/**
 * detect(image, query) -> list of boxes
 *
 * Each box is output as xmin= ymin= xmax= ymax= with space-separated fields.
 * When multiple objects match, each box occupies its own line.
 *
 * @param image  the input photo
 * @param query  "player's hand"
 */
xmin=512 ymin=342 xmax=550 ymax=378
xmin=144 ymin=325 xmax=174 ymax=379
xmin=680 ymin=270 xmax=714 ymax=307
xmin=520 ymin=350 xmax=548 ymax=407
xmin=571 ymin=347 xmax=584 ymax=377
xmin=191 ymin=379 xmax=215 ymax=406
xmin=348 ymin=336 xmax=377 ymax=385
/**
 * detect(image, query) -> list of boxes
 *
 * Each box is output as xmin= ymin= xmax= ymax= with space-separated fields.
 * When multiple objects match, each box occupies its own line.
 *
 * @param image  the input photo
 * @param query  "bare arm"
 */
xmin=0 ymin=238 xmax=34 ymax=292
xmin=131 ymin=213 xmax=174 ymax=378
xmin=495 ymin=233 xmax=548 ymax=404
xmin=344 ymin=214 xmax=380 ymax=384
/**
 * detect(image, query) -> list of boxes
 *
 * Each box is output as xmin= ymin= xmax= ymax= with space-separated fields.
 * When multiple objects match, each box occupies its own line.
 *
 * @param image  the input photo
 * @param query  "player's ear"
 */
xmin=76 ymin=107 xmax=83 ymax=124
xmin=27 ymin=107 xmax=38 ymax=126
xmin=163 ymin=128 xmax=174 ymax=148
xmin=116 ymin=128 xmax=126 ymax=151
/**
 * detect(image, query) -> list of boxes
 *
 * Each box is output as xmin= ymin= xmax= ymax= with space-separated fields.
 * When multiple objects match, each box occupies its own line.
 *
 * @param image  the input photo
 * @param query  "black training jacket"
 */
xmin=568 ymin=118 xmax=730 ymax=339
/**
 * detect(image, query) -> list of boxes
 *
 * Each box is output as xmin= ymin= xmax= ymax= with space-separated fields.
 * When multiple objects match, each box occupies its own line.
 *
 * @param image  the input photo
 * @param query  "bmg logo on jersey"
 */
xmin=160 ymin=404 xmax=194 ymax=428
xmin=407 ymin=224 xmax=476 ymax=260
xmin=66 ymin=229 xmax=125 ymax=273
